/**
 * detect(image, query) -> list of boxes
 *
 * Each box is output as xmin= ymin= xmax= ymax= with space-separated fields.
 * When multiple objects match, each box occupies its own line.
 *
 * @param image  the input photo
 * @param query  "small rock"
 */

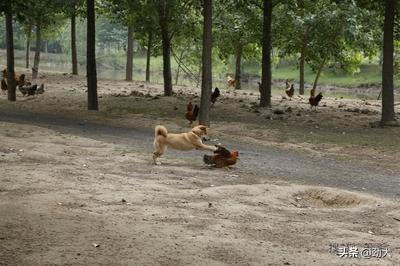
xmin=93 ymin=243 xmax=100 ymax=248
xmin=208 ymin=203 xmax=212 ymax=208
xmin=121 ymin=199 xmax=127 ymax=203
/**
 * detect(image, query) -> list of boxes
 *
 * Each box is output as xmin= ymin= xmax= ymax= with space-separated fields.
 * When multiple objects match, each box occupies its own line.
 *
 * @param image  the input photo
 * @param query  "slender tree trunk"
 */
xmin=145 ymin=30 xmax=152 ymax=82
xmin=5 ymin=1 xmax=16 ymax=101
xmin=25 ymin=24 xmax=31 ymax=69
xmin=260 ymin=0 xmax=272 ymax=107
xmin=199 ymin=0 xmax=212 ymax=126
xmin=159 ymin=1 xmax=173 ymax=96
xmin=299 ymin=33 xmax=307 ymax=95
xmin=381 ymin=0 xmax=396 ymax=124
xmin=32 ymin=21 xmax=41 ymax=80
xmin=87 ymin=0 xmax=98 ymax=110
xmin=175 ymin=49 xmax=185 ymax=85
xmin=71 ymin=12 xmax=78 ymax=75
xmin=126 ymin=23 xmax=134 ymax=81
xmin=312 ymin=57 xmax=327 ymax=90
xmin=299 ymin=52 xmax=305 ymax=95
xmin=234 ymin=43 xmax=242 ymax=90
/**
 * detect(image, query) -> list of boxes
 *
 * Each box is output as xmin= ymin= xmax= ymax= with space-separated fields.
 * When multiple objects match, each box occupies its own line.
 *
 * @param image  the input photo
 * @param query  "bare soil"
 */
xmin=1 ymin=69 xmax=399 ymax=265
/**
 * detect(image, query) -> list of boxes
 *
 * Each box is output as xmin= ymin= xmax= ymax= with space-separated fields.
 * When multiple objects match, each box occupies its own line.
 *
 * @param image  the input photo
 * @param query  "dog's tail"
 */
xmin=155 ymin=125 xmax=168 ymax=138
xmin=203 ymin=154 xmax=215 ymax=165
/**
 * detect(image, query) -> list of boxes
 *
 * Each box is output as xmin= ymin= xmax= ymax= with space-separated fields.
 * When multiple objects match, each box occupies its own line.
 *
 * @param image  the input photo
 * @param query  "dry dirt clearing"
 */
xmin=1 ymin=121 xmax=399 ymax=265
xmin=1 ymin=70 xmax=400 ymax=265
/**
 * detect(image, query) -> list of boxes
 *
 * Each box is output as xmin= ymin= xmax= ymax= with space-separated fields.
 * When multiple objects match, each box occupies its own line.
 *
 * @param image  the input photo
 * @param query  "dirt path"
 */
xmin=1 ymin=70 xmax=400 ymax=265
xmin=1 ymin=108 xmax=399 ymax=200
xmin=1 ymin=118 xmax=399 ymax=265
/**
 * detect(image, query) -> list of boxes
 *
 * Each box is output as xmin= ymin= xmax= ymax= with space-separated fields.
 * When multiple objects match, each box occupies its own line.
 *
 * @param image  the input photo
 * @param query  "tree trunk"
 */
xmin=125 ymin=23 xmax=134 ymax=81
xmin=32 ymin=21 xmax=41 ymax=80
xmin=86 ymin=0 xmax=98 ymax=110
xmin=299 ymin=52 xmax=305 ymax=95
xmin=312 ymin=57 xmax=327 ymax=90
xmin=381 ymin=0 xmax=396 ymax=124
xmin=5 ymin=1 xmax=16 ymax=101
xmin=145 ymin=30 xmax=152 ymax=82
xmin=199 ymin=0 xmax=213 ymax=126
xmin=234 ymin=43 xmax=242 ymax=90
xmin=260 ymin=0 xmax=272 ymax=107
xmin=175 ymin=49 xmax=185 ymax=85
xmin=71 ymin=12 xmax=78 ymax=75
xmin=158 ymin=1 xmax=173 ymax=96
xmin=25 ymin=24 xmax=31 ymax=69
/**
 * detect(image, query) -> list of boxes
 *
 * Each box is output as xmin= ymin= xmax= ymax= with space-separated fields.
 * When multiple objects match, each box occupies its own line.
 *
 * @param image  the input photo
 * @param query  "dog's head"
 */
xmin=192 ymin=125 xmax=209 ymax=139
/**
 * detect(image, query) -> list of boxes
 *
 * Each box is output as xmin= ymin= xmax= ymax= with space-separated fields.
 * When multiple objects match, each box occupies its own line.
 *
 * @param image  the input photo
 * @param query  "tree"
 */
xmin=4 ymin=0 xmax=16 ymax=101
xmin=199 ymin=0 xmax=212 ymax=126
xmin=381 ymin=0 xmax=397 ymax=124
xmin=260 ymin=0 xmax=273 ymax=107
xmin=28 ymin=0 xmax=60 ymax=80
xmin=214 ymin=1 xmax=261 ymax=90
xmin=158 ymin=0 xmax=173 ymax=96
xmin=87 ymin=0 xmax=98 ymax=110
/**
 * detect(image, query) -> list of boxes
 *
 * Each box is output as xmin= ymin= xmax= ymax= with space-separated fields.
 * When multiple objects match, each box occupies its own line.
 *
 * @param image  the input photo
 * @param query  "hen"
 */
xmin=203 ymin=146 xmax=239 ymax=168
xmin=185 ymin=101 xmax=199 ymax=125
xmin=210 ymin=87 xmax=220 ymax=106
xmin=285 ymin=83 xmax=294 ymax=99
xmin=309 ymin=89 xmax=323 ymax=110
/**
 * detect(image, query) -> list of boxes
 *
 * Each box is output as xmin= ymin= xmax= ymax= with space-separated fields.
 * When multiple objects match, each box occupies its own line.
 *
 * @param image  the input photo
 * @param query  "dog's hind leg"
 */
xmin=152 ymin=144 xmax=166 ymax=165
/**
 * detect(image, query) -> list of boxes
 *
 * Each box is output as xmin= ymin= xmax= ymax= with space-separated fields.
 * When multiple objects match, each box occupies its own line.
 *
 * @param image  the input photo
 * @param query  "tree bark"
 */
xmin=199 ymin=0 xmax=213 ymax=126
xmin=5 ymin=1 xmax=16 ymax=101
xmin=381 ymin=0 xmax=396 ymax=124
xmin=32 ymin=20 xmax=41 ymax=80
xmin=260 ymin=0 xmax=272 ymax=107
xmin=234 ymin=43 xmax=242 ymax=90
xmin=25 ymin=24 xmax=32 ymax=69
xmin=299 ymin=51 xmax=305 ymax=95
xmin=312 ymin=57 xmax=327 ymax=90
xmin=145 ymin=30 xmax=152 ymax=82
xmin=125 ymin=23 xmax=134 ymax=81
xmin=86 ymin=0 xmax=98 ymax=110
xmin=71 ymin=12 xmax=78 ymax=75
xmin=158 ymin=0 xmax=173 ymax=96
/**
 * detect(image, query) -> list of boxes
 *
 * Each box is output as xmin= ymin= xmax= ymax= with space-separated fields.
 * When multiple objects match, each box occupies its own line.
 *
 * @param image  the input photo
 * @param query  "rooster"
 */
xmin=285 ymin=83 xmax=294 ymax=99
xmin=210 ymin=87 xmax=220 ymax=106
xmin=203 ymin=146 xmax=239 ymax=168
xmin=185 ymin=101 xmax=199 ymax=125
xmin=309 ymin=89 xmax=323 ymax=110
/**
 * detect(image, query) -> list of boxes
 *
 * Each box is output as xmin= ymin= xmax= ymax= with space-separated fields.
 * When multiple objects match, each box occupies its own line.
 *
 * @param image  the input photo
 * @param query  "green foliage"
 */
xmin=214 ymin=0 xmax=262 ymax=62
xmin=274 ymin=0 xmax=381 ymax=75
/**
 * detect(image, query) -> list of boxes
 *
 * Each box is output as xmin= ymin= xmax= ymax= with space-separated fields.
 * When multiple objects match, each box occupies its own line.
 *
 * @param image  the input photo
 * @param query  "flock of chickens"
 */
xmin=282 ymin=79 xmax=323 ymax=109
xmin=1 ymin=69 xmax=44 ymax=96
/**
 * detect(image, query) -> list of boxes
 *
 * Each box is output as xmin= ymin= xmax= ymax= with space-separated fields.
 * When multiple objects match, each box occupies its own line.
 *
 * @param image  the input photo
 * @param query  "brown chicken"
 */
xmin=185 ymin=101 xmax=199 ymax=125
xmin=309 ymin=89 xmax=323 ymax=110
xmin=210 ymin=87 xmax=220 ymax=106
xmin=203 ymin=146 xmax=239 ymax=168
xmin=285 ymin=83 xmax=294 ymax=99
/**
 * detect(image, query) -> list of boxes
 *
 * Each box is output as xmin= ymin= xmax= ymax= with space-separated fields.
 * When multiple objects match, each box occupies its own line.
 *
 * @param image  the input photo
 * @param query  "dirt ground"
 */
xmin=1 ymin=69 xmax=400 ymax=265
